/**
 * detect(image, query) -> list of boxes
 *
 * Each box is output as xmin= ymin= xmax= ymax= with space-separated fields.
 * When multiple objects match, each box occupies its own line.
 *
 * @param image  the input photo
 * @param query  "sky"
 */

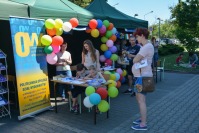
xmin=107 ymin=0 xmax=179 ymax=26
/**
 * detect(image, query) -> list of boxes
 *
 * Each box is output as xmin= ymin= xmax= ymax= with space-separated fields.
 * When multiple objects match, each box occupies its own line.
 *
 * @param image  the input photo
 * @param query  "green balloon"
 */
xmin=41 ymin=35 xmax=52 ymax=46
xmin=110 ymin=54 xmax=118 ymax=61
xmin=45 ymin=19 xmax=55 ymax=29
xmin=104 ymin=71 xmax=111 ymax=74
xmin=85 ymin=86 xmax=95 ymax=96
xmin=105 ymin=30 xmax=112 ymax=38
xmin=101 ymin=36 xmax=108 ymax=43
xmin=108 ymin=86 xmax=118 ymax=98
xmin=98 ymin=100 xmax=109 ymax=112
xmin=103 ymin=20 xmax=110 ymax=28
xmin=100 ymin=44 xmax=108 ymax=51
xmin=44 ymin=46 xmax=53 ymax=54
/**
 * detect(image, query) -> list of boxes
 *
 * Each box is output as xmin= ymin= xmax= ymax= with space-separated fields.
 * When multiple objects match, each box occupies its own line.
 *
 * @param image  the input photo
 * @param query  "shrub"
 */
xmin=159 ymin=45 xmax=184 ymax=56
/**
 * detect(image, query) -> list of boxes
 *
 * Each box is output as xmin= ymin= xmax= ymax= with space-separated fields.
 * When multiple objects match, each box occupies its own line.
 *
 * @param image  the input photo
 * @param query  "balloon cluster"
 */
xmin=103 ymin=68 xmax=127 ymax=88
xmin=83 ymin=84 xmax=119 ymax=112
xmin=41 ymin=18 xmax=79 ymax=64
xmin=86 ymin=19 xmax=118 ymax=66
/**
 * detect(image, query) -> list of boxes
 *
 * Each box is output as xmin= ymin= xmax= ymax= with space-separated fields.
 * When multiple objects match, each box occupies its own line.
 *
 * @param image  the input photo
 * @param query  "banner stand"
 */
xmin=18 ymin=106 xmax=52 ymax=120
xmin=9 ymin=16 xmax=51 ymax=120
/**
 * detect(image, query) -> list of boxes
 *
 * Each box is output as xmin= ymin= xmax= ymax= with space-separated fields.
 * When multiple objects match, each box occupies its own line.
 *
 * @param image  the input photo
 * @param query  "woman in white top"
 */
xmin=55 ymin=43 xmax=72 ymax=101
xmin=131 ymin=28 xmax=154 ymax=131
xmin=82 ymin=39 xmax=100 ymax=71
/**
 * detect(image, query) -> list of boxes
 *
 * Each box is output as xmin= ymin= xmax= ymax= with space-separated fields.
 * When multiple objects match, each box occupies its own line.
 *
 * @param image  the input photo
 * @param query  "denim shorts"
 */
xmin=133 ymin=77 xmax=147 ymax=95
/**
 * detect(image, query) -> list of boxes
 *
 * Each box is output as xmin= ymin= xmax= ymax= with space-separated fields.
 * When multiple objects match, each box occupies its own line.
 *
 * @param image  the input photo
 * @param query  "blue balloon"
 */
xmin=97 ymin=19 xmax=103 ymax=29
xmin=115 ymin=73 xmax=120 ymax=81
xmin=121 ymin=77 xmax=126 ymax=84
xmin=104 ymin=50 xmax=112 ymax=59
xmin=89 ymin=93 xmax=101 ymax=105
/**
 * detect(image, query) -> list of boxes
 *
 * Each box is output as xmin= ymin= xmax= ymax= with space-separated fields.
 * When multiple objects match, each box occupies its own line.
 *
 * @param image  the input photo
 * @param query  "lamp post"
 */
xmin=144 ymin=11 xmax=153 ymax=20
xmin=157 ymin=17 xmax=162 ymax=42
xmin=134 ymin=14 xmax=138 ymax=18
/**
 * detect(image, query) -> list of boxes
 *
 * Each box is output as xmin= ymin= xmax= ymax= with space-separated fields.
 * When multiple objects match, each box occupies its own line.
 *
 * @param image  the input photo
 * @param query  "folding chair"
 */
xmin=157 ymin=58 xmax=165 ymax=81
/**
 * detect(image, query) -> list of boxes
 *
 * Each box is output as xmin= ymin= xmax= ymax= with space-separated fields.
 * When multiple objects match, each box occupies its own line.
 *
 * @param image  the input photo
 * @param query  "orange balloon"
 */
xmin=86 ymin=28 xmax=92 ymax=33
xmin=109 ymin=35 xmax=117 ymax=42
xmin=52 ymin=36 xmax=63 ymax=46
xmin=107 ymin=23 xmax=114 ymax=30
xmin=69 ymin=18 xmax=79 ymax=28
xmin=89 ymin=19 xmax=97 ymax=29
xmin=46 ymin=28 xmax=56 ymax=36
xmin=116 ymin=81 xmax=121 ymax=88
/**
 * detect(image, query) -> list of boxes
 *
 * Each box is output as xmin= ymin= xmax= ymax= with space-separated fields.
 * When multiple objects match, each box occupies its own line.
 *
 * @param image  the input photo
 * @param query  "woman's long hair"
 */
xmin=83 ymin=39 xmax=96 ymax=62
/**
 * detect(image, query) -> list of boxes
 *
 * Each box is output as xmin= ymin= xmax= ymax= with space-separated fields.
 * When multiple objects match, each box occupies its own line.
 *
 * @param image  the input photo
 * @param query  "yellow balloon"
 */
xmin=45 ymin=19 xmax=55 ymax=29
xmin=91 ymin=29 xmax=99 ymax=38
xmin=41 ymin=35 xmax=52 ymax=46
xmin=100 ymin=44 xmax=108 ymax=51
xmin=122 ymin=69 xmax=127 ymax=77
xmin=56 ymin=28 xmax=63 ymax=36
xmin=110 ymin=74 xmax=116 ymax=81
xmin=107 ymin=80 xmax=116 ymax=88
xmin=55 ymin=19 xmax=63 ymax=29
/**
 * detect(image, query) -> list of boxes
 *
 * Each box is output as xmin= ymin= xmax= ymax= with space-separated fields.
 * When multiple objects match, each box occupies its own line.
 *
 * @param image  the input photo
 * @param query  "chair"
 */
xmin=157 ymin=58 xmax=165 ymax=81
xmin=7 ymin=75 xmax=18 ymax=108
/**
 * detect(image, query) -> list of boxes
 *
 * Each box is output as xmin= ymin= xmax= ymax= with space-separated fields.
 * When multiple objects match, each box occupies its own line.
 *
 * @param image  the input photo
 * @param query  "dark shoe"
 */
xmin=131 ymin=124 xmax=147 ymax=131
xmin=61 ymin=98 xmax=67 ymax=102
xmin=131 ymin=92 xmax=136 ymax=97
xmin=71 ymin=106 xmax=75 ymax=113
xmin=74 ymin=104 xmax=79 ymax=115
xmin=123 ymin=89 xmax=132 ymax=94
xmin=133 ymin=119 xmax=141 ymax=125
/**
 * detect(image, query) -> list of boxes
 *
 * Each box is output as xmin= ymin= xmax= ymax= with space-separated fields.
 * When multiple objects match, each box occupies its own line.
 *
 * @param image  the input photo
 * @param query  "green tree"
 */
xmin=171 ymin=0 xmax=199 ymax=52
xmin=68 ymin=0 xmax=94 ymax=8
xmin=150 ymin=20 xmax=176 ymax=40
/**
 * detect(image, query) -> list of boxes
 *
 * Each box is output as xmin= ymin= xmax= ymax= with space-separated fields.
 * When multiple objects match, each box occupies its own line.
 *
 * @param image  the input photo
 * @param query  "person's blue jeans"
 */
xmin=56 ymin=70 xmax=73 ymax=99
xmin=153 ymin=52 xmax=159 ymax=63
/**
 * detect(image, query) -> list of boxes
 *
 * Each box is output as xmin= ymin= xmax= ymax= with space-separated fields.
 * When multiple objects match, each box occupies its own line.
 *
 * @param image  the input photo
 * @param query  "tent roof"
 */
xmin=0 ymin=0 xmax=29 ymax=19
xmin=0 ymin=0 xmax=94 ymax=26
xmin=86 ymin=0 xmax=148 ymax=29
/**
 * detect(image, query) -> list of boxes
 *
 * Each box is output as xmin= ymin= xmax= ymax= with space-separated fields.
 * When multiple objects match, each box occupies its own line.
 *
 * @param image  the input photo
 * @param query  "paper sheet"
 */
xmin=135 ymin=59 xmax=148 ymax=69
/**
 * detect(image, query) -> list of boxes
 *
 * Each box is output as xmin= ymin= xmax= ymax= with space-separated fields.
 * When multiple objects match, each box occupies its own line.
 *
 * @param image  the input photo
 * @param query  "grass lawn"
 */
xmin=159 ymin=52 xmax=199 ymax=73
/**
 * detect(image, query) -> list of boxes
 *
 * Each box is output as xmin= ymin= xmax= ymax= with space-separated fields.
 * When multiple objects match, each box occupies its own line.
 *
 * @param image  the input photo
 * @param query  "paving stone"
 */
xmin=1 ymin=73 xmax=199 ymax=133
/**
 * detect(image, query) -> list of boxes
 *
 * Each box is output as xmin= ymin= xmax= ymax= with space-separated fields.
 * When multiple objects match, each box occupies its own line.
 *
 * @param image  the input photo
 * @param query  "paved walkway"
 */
xmin=0 ymin=72 xmax=199 ymax=133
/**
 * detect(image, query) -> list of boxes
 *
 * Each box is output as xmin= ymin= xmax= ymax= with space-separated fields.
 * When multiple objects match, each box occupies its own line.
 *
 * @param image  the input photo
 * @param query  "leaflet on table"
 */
xmin=135 ymin=59 xmax=148 ymax=69
xmin=61 ymin=78 xmax=85 ymax=84
xmin=101 ymin=66 xmax=114 ymax=71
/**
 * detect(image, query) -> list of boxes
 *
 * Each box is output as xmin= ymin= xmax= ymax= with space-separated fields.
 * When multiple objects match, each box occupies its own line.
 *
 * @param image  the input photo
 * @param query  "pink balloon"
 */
xmin=52 ymin=44 xmax=60 ymax=53
xmin=46 ymin=53 xmax=58 ymax=65
xmin=116 ymin=68 xmax=123 ymax=74
xmin=105 ymin=59 xmax=112 ymax=66
xmin=99 ymin=25 xmax=106 ymax=34
xmin=109 ymin=46 xmax=117 ymax=53
xmin=100 ymin=55 xmax=106 ymax=62
xmin=106 ymin=40 xmax=113 ymax=47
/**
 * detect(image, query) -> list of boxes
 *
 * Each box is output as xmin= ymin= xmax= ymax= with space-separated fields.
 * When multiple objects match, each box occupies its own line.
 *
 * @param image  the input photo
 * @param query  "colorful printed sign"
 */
xmin=9 ymin=17 xmax=51 ymax=120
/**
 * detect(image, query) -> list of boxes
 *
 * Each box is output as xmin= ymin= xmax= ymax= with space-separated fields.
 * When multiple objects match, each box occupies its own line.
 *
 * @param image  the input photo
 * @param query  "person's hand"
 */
xmin=128 ymin=54 xmax=132 ymax=58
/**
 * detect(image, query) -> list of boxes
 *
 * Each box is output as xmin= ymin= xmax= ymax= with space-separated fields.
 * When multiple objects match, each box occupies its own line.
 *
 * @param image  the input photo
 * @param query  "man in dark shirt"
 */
xmin=123 ymin=36 xmax=140 ymax=95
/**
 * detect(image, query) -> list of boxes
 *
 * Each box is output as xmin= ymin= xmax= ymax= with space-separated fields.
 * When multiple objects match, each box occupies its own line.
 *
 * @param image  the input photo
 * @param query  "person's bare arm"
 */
xmin=81 ymin=52 xmax=85 ymax=64
xmin=128 ymin=54 xmax=136 ymax=58
xmin=133 ymin=54 xmax=144 ymax=63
